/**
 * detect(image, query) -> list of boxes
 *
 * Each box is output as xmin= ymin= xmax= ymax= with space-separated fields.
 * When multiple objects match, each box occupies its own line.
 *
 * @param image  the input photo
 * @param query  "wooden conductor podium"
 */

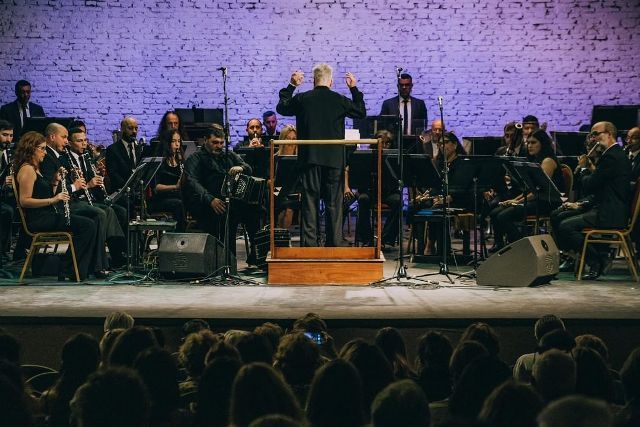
xmin=267 ymin=139 xmax=385 ymax=285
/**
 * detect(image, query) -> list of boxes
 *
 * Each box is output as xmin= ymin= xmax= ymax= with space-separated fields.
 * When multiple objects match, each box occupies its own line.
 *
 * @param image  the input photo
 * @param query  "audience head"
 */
xmin=398 ymin=73 xmax=413 ymax=99
xmin=313 ymin=63 xmax=333 ymax=88
xmin=108 ymin=326 xmax=158 ymax=368
xmin=44 ymin=122 xmax=68 ymax=152
xmin=0 ymin=373 xmax=33 ymax=427
xmin=14 ymin=131 xmax=46 ymax=170
xmin=371 ymin=379 xmax=430 ymax=427
xmin=254 ymin=322 xmax=284 ymax=354
xmin=133 ymin=348 xmax=180 ymax=420
xmin=532 ymin=348 xmax=576 ymax=403
xmin=459 ymin=322 xmax=500 ymax=358
xmin=306 ymin=358 xmax=365 ymax=427
xmin=416 ymin=330 xmax=453 ymax=372
xmin=99 ymin=328 xmax=125 ymax=368
xmin=120 ymin=116 xmax=139 ymax=142
xmin=0 ymin=332 xmax=21 ymax=365
xmin=537 ymin=395 xmax=612 ymax=427
xmin=273 ymin=332 xmax=321 ymax=395
xmin=70 ymin=367 xmax=150 ymax=427
xmin=537 ymin=328 xmax=575 ymax=354
xmin=450 ymin=340 xmax=489 ymax=385
xmin=179 ymin=329 xmax=219 ymax=378
xmin=478 ymin=380 xmax=542 ymax=427
xmin=263 ymin=111 xmax=278 ymax=135
xmin=60 ymin=333 xmax=100 ymax=378
xmin=292 ymin=312 xmax=328 ymax=334
xmin=224 ymin=329 xmax=251 ymax=347
xmin=195 ymin=356 xmax=242 ymax=427
xmin=621 ymin=347 xmax=640 ymax=402
xmin=103 ymin=311 xmax=134 ymax=332
xmin=534 ymin=314 xmax=565 ymax=342
xmin=246 ymin=118 xmax=263 ymax=138
xmin=374 ymin=326 xmax=413 ymax=379
xmin=230 ymin=362 xmax=302 ymax=427
xmin=572 ymin=346 xmax=614 ymax=402
xmin=575 ymin=334 xmax=610 ymax=364
xmin=236 ymin=332 xmax=274 ymax=365
xmin=15 ymin=79 xmax=31 ymax=106
xmin=205 ymin=340 xmax=241 ymax=364
xmin=181 ymin=318 xmax=210 ymax=341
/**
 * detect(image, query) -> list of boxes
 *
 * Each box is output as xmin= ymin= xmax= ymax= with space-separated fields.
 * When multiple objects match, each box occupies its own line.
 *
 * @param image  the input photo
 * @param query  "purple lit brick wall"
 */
xmin=0 ymin=0 xmax=638 ymax=145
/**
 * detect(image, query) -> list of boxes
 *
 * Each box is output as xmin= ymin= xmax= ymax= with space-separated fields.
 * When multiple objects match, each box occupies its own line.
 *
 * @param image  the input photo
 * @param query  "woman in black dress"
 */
xmin=149 ymin=129 xmax=186 ymax=232
xmin=14 ymin=131 xmax=96 ymax=280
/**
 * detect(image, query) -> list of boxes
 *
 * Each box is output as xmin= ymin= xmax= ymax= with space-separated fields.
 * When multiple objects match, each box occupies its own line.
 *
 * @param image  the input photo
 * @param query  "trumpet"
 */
xmin=64 ymin=147 xmax=93 ymax=206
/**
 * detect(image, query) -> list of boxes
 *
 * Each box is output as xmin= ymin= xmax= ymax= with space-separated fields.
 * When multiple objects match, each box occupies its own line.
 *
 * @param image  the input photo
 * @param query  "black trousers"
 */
xmin=356 ymin=191 xmax=401 ymax=245
xmin=300 ymin=165 xmax=344 ymax=247
xmin=490 ymin=200 xmax=555 ymax=245
xmin=194 ymin=201 xmax=260 ymax=256
xmin=149 ymin=197 xmax=187 ymax=232
xmin=0 ymin=202 xmax=13 ymax=255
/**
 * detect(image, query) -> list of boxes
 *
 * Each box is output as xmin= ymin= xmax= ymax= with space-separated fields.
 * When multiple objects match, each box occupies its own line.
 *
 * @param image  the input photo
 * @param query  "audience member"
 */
xmin=273 ymin=332 xmax=321 ymax=405
xmin=618 ymin=347 xmax=640 ymax=427
xmin=229 ymin=362 xmax=303 ymax=427
xmin=306 ymin=358 xmax=365 ymax=427
xmin=205 ymin=340 xmax=241 ymax=365
xmin=572 ymin=346 xmax=615 ymax=403
xmin=537 ymin=395 xmax=613 ymax=427
xmin=108 ymin=326 xmax=158 ymax=368
xmin=374 ymin=326 xmax=415 ymax=379
xmin=477 ymin=380 xmax=542 ymax=427
xmin=449 ymin=340 xmax=489 ymax=385
xmin=415 ymin=330 xmax=453 ymax=402
xmin=179 ymin=329 xmax=219 ymax=394
xmin=99 ymin=328 xmax=125 ymax=368
xmin=235 ymin=332 xmax=274 ymax=365
xmin=181 ymin=318 xmax=211 ymax=342
xmin=194 ymin=357 xmax=242 ymax=427
xmin=0 ymin=372 xmax=34 ymax=427
xmin=531 ymin=348 xmax=576 ymax=404
xmin=458 ymin=322 xmax=501 ymax=359
xmin=254 ymin=322 xmax=284 ymax=355
xmin=103 ymin=311 xmax=135 ymax=332
xmin=371 ymin=379 xmax=430 ymax=427
xmin=513 ymin=314 xmax=565 ymax=383
xmin=536 ymin=328 xmax=576 ymax=354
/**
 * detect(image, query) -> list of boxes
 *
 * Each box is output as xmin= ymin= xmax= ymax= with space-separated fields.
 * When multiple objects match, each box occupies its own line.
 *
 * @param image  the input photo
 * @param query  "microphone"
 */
xmin=396 ymin=66 xmax=403 ymax=77
xmin=138 ymin=137 xmax=145 ymax=146
xmin=437 ymin=96 xmax=444 ymax=108
xmin=217 ymin=66 xmax=227 ymax=71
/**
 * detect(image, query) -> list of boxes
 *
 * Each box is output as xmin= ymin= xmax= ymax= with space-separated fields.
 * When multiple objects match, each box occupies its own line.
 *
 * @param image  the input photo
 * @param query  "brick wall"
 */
xmin=0 ymin=0 xmax=638 ymax=145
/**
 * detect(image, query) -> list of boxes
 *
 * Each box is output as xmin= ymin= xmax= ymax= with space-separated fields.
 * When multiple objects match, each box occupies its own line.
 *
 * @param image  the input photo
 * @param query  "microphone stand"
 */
xmin=201 ymin=67 xmax=259 ymax=287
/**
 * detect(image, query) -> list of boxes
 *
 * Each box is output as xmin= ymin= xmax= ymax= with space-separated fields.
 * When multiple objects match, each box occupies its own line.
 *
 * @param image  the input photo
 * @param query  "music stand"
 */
xmin=235 ymin=146 xmax=271 ymax=179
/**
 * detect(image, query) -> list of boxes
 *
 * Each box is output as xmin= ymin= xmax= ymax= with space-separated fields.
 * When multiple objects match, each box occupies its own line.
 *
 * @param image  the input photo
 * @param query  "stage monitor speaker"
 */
xmin=158 ymin=232 xmax=236 ymax=278
xmin=476 ymin=234 xmax=559 ymax=287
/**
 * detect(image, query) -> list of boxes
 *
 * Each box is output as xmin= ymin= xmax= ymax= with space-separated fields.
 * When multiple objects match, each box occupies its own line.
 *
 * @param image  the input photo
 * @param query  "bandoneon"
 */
xmin=221 ymin=173 xmax=266 ymax=205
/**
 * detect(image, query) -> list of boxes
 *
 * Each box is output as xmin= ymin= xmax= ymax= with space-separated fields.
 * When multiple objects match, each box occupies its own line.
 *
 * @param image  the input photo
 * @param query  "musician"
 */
xmin=0 ymin=120 xmax=14 ymax=259
xmin=354 ymin=130 xmax=401 ymax=247
xmin=150 ymin=111 xmax=187 ymax=155
xmin=380 ymin=73 xmax=427 ymax=136
xmin=183 ymin=124 xmax=260 ymax=265
xmin=489 ymin=129 xmax=564 ymax=251
xmin=149 ymin=129 xmax=187 ymax=232
xmin=625 ymin=127 xmax=640 ymax=181
xmin=552 ymin=122 xmax=631 ymax=279
xmin=65 ymin=127 xmax=127 ymax=270
xmin=0 ymin=80 xmax=46 ymax=141
xmin=275 ymin=125 xmax=300 ymax=229
xmin=276 ymin=64 xmax=366 ymax=247
xmin=14 ymin=131 xmax=96 ymax=281
xmin=105 ymin=116 xmax=143 ymax=193
xmin=417 ymin=119 xmax=444 ymax=159
xmin=495 ymin=121 xmax=525 ymax=157
xmin=522 ymin=115 xmax=540 ymax=144
xmin=236 ymin=118 xmax=268 ymax=148
xmin=263 ymin=111 xmax=280 ymax=139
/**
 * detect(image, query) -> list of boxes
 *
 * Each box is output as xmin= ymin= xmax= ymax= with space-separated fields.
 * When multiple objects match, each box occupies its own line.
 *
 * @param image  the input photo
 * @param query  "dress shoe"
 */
xmin=582 ymin=261 xmax=602 ymax=280
xmin=559 ymin=258 xmax=576 ymax=272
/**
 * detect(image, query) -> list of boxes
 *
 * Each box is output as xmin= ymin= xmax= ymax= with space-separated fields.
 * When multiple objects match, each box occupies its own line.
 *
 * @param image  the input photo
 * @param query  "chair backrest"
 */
xmin=11 ymin=178 xmax=35 ymax=238
xmin=628 ymin=179 xmax=640 ymax=233
xmin=560 ymin=164 xmax=573 ymax=200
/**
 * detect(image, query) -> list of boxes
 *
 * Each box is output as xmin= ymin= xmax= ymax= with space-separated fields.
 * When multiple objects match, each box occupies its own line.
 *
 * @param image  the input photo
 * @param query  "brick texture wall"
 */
xmin=0 ymin=0 xmax=638 ymax=145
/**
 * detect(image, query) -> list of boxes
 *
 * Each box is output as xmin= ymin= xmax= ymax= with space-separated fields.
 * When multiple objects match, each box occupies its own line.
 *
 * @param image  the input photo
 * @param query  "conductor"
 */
xmin=276 ymin=63 xmax=366 ymax=246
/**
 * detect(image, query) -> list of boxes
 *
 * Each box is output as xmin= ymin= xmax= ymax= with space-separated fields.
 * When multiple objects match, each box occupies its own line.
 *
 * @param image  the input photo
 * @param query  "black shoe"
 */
xmin=559 ymin=258 xmax=576 ymax=272
xmin=582 ymin=261 xmax=602 ymax=280
xmin=247 ymin=252 xmax=257 ymax=266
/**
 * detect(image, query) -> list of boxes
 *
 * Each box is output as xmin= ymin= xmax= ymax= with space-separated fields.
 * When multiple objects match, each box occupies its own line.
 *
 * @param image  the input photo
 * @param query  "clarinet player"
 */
xmin=14 ymin=131 xmax=95 ymax=281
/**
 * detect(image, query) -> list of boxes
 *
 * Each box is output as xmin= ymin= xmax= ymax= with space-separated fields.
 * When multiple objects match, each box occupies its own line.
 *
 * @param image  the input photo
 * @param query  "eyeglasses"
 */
xmin=36 ymin=146 xmax=46 ymax=152
xmin=589 ymin=130 xmax=607 ymax=139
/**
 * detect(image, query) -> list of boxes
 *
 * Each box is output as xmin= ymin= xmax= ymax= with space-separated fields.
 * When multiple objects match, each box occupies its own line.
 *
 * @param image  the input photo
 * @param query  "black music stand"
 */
xmin=235 ymin=146 xmax=271 ymax=179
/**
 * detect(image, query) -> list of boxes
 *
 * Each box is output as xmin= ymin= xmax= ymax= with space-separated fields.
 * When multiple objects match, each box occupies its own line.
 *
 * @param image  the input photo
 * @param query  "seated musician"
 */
xmin=148 ymin=129 xmax=187 ymax=232
xmin=417 ymin=119 xmax=444 ymax=159
xmin=14 ymin=131 xmax=96 ymax=281
xmin=495 ymin=121 xmax=525 ymax=156
xmin=489 ymin=129 xmax=564 ymax=251
xmin=626 ymin=127 xmax=640 ymax=181
xmin=552 ymin=122 xmax=631 ymax=279
xmin=408 ymin=132 xmax=469 ymax=256
xmin=275 ymin=125 xmax=300 ymax=229
xmin=0 ymin=120 xmax=15 ymax=260
xmin=183 ymin=124 xmax=260 ymax=266
xmin=236 ymin=118 xmax=269 ymax=149
xmin=353 ymin=130 xmax=401 ymax=247
xmin=150 ymin=111 xmax=187 ymax=156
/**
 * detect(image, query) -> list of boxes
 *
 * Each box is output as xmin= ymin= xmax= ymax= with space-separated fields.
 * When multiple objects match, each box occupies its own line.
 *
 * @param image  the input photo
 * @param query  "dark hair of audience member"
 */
xmin=415 ymin=330 xmax=453 ymax=402
xmin=254 ymin=322 xmax=284 ymax=354
xmin=99 ymin=328 xmax=125 ymax=368
xmin=193 ymin=356 xmax=242 ymax=427
xmin=459 ymin=322 xmax=500 ymax=358
xmin=229 ymin=362 xmax=303 ymax=427
xmin=575 ymin=334 xmax=610 ymax=365
xmin=536 ymin=328 xmax=576 ymax=354
xmin=181 ymin=318 xmax=211 ymax=341
xmin=534 ymin=315 xmax=565 ymax=342
xmin=449 ymin=340 xmax=489 ymax=385
xmin=133 ymin=347 xmax=181 ymax=426
xmin=70 ymin=367 xmax=150 ymax=427
xmin=0 ymin=332 xmax=21 ymax=365
xmin=572 ymin=346 xmax=615 ymax=403
xmin=273 ymin=332 xmax=321 ymax=405
xmin=621 ymin=347 xmax=640 ymax=401
xmin=292 ymin=312 xmax=327 ymax=333
xmin=478 ymin=380 xmax=543 ymax=427
xmin=236 ymin=332 xmax=274 ymax=364
xmin=249 ymin=414 xmax=303 ymax=427
xmin=150 ymin=326 xmax=166 ymax=348
xmin=532 ymin=348 xmax=576 ymax=404
xmin=339 ymin=339 xmax=394 ymax=421
xmin=205 ymin=340 xmax=241 ymax=365
xmin=108 ymin=326 xmax=158 ymax=368
xmin=374 ymin=327 xmax=415 ymax=379
xmin=0 ymin=373 xmax=33 ymax=427
xmin=448 ymin=355 xmax=512 ymax=420
xmin=306 ymin=358 xmax=365 ymax=427
xmin=41 ymin=333 xmax=100 ymax=427
xmin=103 ymin=311 xmax=134 ymax=332
xmin=371 ymin=379 xmax=430 ymax=427
xmin=179 ymin=329 xmax=219 ymax=380
xmin=536 ymin=395 xmax=613 ymax=427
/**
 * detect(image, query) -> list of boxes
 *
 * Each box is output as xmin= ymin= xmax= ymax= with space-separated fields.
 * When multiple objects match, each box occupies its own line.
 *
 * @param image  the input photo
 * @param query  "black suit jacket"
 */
xmin=105 ymin=140 xmax=143 ymax=191
xmin=0 ymin=100 xmax=45 ymax=140
xmin=582 ymin=144 xmax=632 ymax=228
xmin=277 ymin=84 xmax=366 ymax=169
xmin=630 ymin=153 xmax=640 ymax=182
xmin=380 ymin=95 xmax=427 ymax=133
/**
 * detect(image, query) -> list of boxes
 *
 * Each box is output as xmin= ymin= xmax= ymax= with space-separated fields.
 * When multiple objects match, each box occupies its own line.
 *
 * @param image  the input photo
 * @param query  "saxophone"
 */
xmin=59 ymin=168 xmax=71 ymax=226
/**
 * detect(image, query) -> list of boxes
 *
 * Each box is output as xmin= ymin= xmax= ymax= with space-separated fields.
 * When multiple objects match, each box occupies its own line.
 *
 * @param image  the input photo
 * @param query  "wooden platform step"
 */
xmin=266 ymin=247 xmax=385 ymax=285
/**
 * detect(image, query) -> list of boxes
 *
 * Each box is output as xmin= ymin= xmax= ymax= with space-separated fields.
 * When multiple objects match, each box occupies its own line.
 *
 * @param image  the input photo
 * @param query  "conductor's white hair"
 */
xmin=313 ymin=63 xmax=333 ymax=86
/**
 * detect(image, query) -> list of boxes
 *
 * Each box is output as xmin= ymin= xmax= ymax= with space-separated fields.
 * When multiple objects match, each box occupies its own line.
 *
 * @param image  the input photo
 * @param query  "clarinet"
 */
xmin=64 ymin=147 xmax=93 ymax=206
xmin=59 ymin=168 xmax=71 ymax=226
xmin=83 ymin=152 xmax=109 ymax=200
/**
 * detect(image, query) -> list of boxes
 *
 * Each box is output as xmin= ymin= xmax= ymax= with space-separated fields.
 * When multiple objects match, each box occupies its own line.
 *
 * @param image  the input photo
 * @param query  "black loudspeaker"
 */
xmin=158 ymin=233 xmax=236 ymax=278
xmin=477 ymin=235 xmax=559 ymax=287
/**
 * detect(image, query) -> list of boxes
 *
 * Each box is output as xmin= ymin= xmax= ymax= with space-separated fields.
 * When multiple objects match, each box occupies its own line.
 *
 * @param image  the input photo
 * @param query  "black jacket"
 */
xmin=277 ymin=84 xmax=366 ymax=169
xmin=380 ymin=95 xmax=427 ymax=132
xmin=0 ymin=100 xmax=45 ymax=140
xmin=105 ymin=140 xmax=143 ymax=192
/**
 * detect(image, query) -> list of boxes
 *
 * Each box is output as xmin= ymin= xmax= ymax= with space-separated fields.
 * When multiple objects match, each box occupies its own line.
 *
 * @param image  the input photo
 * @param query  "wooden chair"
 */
xmin=12 ymin=184 xmax=81 ymax=282
xmin=576 ymin=180 xmax=640 ymax=281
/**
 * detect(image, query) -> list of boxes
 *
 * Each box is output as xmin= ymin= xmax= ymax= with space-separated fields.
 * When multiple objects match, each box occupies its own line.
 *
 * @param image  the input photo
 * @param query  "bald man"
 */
xmin=105 ymin=116 xmax=143 ymax=193
xmin=418 ymin=119 xmax=444 ymax=158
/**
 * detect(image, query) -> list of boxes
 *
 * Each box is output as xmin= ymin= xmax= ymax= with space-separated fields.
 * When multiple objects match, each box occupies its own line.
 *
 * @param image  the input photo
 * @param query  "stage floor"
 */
xmin=1 ymin=252 xmax=638 ymax=321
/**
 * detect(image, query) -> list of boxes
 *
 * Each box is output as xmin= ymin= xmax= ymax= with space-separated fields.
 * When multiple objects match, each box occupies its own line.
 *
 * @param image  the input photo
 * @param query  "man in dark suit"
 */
xmin=277 ymin=63 xmax=366 ymax=246
xmin=0 ymin=120 xmax=14 ymax=261
xmin=626 ymin=127 xmax=640 ymax=181
xmin=0 ymin=80 xmax=46 ymax=141
xmin=105 ymin=116 xmax=143 ymax=193
xmin=379 ymin=73 xmax=427 ymax=136
xmin=554 ymin=121 xmax=632 ymax=279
